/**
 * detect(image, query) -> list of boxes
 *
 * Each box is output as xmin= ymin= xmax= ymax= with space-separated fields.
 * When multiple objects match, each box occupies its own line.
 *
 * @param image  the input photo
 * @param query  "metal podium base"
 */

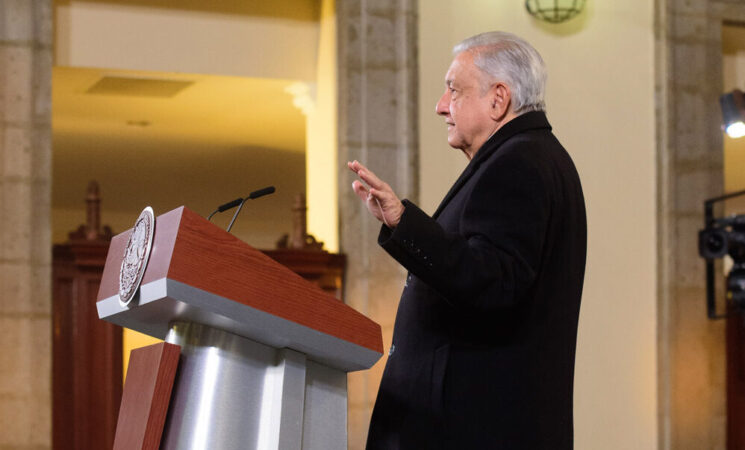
xmin=161 ymin=322 xmax=347 ymax=450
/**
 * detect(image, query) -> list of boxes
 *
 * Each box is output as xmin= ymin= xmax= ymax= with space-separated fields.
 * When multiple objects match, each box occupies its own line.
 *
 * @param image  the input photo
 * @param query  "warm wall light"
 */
xmin=525 ymin=0 xmax=586 ymax=23
xmin=721 ymin=89 xmax=745 ymax=138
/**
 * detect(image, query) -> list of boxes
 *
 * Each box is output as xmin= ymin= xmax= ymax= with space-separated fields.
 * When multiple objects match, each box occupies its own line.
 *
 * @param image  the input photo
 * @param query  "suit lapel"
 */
xmin=432 ymin=111 xmax=551 ymax=220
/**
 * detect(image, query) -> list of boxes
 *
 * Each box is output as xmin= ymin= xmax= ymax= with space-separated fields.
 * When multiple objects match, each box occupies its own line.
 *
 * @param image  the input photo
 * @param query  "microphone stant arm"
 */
xmin=226 ymin=186 xmax=276 ymax=233
xmin=226 ymin=200 xmax=247 ymax=233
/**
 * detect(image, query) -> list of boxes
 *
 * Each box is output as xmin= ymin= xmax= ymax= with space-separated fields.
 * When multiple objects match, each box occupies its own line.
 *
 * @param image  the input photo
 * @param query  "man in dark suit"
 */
xmin=348 ymin=31 xmax=586 ymax=449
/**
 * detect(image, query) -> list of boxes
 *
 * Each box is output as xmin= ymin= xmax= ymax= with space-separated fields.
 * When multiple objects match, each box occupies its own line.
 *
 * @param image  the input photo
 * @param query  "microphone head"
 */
xmin=248 ymin=186 xmax=276 ymax=200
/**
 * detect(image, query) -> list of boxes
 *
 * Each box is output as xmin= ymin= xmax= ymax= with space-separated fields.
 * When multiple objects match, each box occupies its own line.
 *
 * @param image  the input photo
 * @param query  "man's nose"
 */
xmin=435 ymin=92 xmax=449 ymax=116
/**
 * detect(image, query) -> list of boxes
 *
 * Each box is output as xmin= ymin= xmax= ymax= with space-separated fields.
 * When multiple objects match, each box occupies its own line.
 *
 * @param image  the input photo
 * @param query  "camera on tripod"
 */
xmin=700 ymin=214 xmax=745 ymax=307
xmin=699 ymin=190 xmax=745 ymax=318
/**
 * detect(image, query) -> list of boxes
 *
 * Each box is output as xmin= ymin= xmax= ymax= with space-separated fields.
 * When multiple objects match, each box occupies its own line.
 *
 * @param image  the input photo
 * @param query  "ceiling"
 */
xmin=53 ymin=67 xmax=307 ymax=159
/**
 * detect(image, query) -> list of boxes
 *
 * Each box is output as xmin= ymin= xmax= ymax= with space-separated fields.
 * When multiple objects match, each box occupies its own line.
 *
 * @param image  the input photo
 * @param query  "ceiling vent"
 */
xmin=85 ymin=76 xmax=194 ymax=98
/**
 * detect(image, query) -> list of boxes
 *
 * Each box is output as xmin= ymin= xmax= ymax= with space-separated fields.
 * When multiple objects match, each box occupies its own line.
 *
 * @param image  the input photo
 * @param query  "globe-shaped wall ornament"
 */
xmin=525 ymin=0 xmax=586 ymax=24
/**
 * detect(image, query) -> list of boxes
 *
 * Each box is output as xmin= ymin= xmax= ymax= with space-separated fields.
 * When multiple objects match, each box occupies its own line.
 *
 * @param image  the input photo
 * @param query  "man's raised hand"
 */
xmin=347 ymin=160 xmax=404 ymax=228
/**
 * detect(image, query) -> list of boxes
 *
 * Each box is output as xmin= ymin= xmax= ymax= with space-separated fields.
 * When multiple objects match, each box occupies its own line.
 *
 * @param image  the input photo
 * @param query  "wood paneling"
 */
xmin=727 ymin=311 xmax=745 ymax=449
xmin=53 ymin=241 xmax=122 ymax=450
xmin=113 ymin=342 xmax=180 ymax=450
xmin=261 ymin=249 xmax=346 ymax=300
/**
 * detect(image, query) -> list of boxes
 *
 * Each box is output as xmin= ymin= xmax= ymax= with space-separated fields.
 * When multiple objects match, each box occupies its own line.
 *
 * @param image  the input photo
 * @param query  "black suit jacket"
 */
xmin=366 ymin=111 xmax=587 ymax=450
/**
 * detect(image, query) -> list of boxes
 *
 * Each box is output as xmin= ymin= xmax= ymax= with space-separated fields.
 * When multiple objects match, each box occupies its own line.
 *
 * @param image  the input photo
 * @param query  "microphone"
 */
xmin=226 ymin=186 xmax=276 ymax=232
xmin=207 ymin=197 xmax=243 ymax=221
xmin=248 ymin=186 xmax=275 ymax=200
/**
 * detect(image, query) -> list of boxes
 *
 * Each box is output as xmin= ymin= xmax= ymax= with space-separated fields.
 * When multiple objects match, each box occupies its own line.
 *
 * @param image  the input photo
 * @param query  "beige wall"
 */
xmin=419 ymin=2 xmax=657 ymax=449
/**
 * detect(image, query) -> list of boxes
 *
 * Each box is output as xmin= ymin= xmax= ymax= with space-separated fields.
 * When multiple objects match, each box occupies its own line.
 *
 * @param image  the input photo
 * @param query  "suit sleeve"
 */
xmin=378 ymin=151 xmax=550 ymax=313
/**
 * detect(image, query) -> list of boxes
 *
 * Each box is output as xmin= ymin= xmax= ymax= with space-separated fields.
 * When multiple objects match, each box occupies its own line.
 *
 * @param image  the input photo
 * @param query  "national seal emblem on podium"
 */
xmin=119 ymin=206 xmax=155 ymax=306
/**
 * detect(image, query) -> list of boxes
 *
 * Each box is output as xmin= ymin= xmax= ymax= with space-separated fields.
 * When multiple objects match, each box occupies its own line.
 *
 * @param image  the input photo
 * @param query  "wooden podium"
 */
xmin=96 ymin=206 xmax=383 ymax=449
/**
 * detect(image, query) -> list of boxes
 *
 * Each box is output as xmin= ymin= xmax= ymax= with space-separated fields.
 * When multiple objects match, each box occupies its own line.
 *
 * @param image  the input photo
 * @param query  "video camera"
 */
xmin=699 ymin=190 xmax=745 ymax=318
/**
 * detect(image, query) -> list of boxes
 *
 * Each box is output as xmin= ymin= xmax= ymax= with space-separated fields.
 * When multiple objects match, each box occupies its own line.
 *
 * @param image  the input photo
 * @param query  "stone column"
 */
xmin=336 ymin=0 xmax=418 ymax=448
xmin=656 ymin=0 xmax=743 ymax=448
xmin=0 ymin=1 xmax=53 ymax=448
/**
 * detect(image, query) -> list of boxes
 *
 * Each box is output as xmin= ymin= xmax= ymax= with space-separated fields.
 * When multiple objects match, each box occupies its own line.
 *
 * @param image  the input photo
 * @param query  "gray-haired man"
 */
xmin=349 ymin=31 xmax=586 ymax=449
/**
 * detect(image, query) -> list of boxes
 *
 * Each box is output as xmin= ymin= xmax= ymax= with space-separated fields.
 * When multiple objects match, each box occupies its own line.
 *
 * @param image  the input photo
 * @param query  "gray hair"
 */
xmin=453 ymin=31 xmax=547 ymax=114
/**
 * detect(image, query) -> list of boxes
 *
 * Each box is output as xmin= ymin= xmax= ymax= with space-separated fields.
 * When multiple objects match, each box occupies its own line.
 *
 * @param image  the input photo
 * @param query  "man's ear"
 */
xmin=490 ymin=82 xmax=512 ymax=121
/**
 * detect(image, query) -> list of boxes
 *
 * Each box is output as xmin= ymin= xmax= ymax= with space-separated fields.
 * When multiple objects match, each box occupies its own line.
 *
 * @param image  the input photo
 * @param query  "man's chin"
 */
xmin=447 ymin=137 xmax=464 ymax=150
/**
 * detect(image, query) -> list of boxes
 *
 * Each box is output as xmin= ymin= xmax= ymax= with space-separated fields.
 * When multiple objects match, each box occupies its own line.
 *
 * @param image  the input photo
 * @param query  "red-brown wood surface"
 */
xmin=53 ymin=241 xmax=122 ymax=450
xmin=113 ymin=342 xmax=180 ymax=450
xmin=727 ymin=311 xmax=745 ymax=449
xmin=98 ymin=207 xmax=382 ymax=354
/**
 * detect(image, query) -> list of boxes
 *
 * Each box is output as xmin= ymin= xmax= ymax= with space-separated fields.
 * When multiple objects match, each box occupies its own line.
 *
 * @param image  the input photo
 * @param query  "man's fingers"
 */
xmin=348 ymin=160 xmax=367 ymax=175
xmin=358 ymin=168 xmax=386 ymax=190
xmin=368 ymin=187 xmax=386 ymax=202
xmin=369 ymin=188 xmax=397 ymax=210
xmin=349 ymin=160 xmax=387 ymax=191
xmin=352 ymin=180 xmax=370 ymax=202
